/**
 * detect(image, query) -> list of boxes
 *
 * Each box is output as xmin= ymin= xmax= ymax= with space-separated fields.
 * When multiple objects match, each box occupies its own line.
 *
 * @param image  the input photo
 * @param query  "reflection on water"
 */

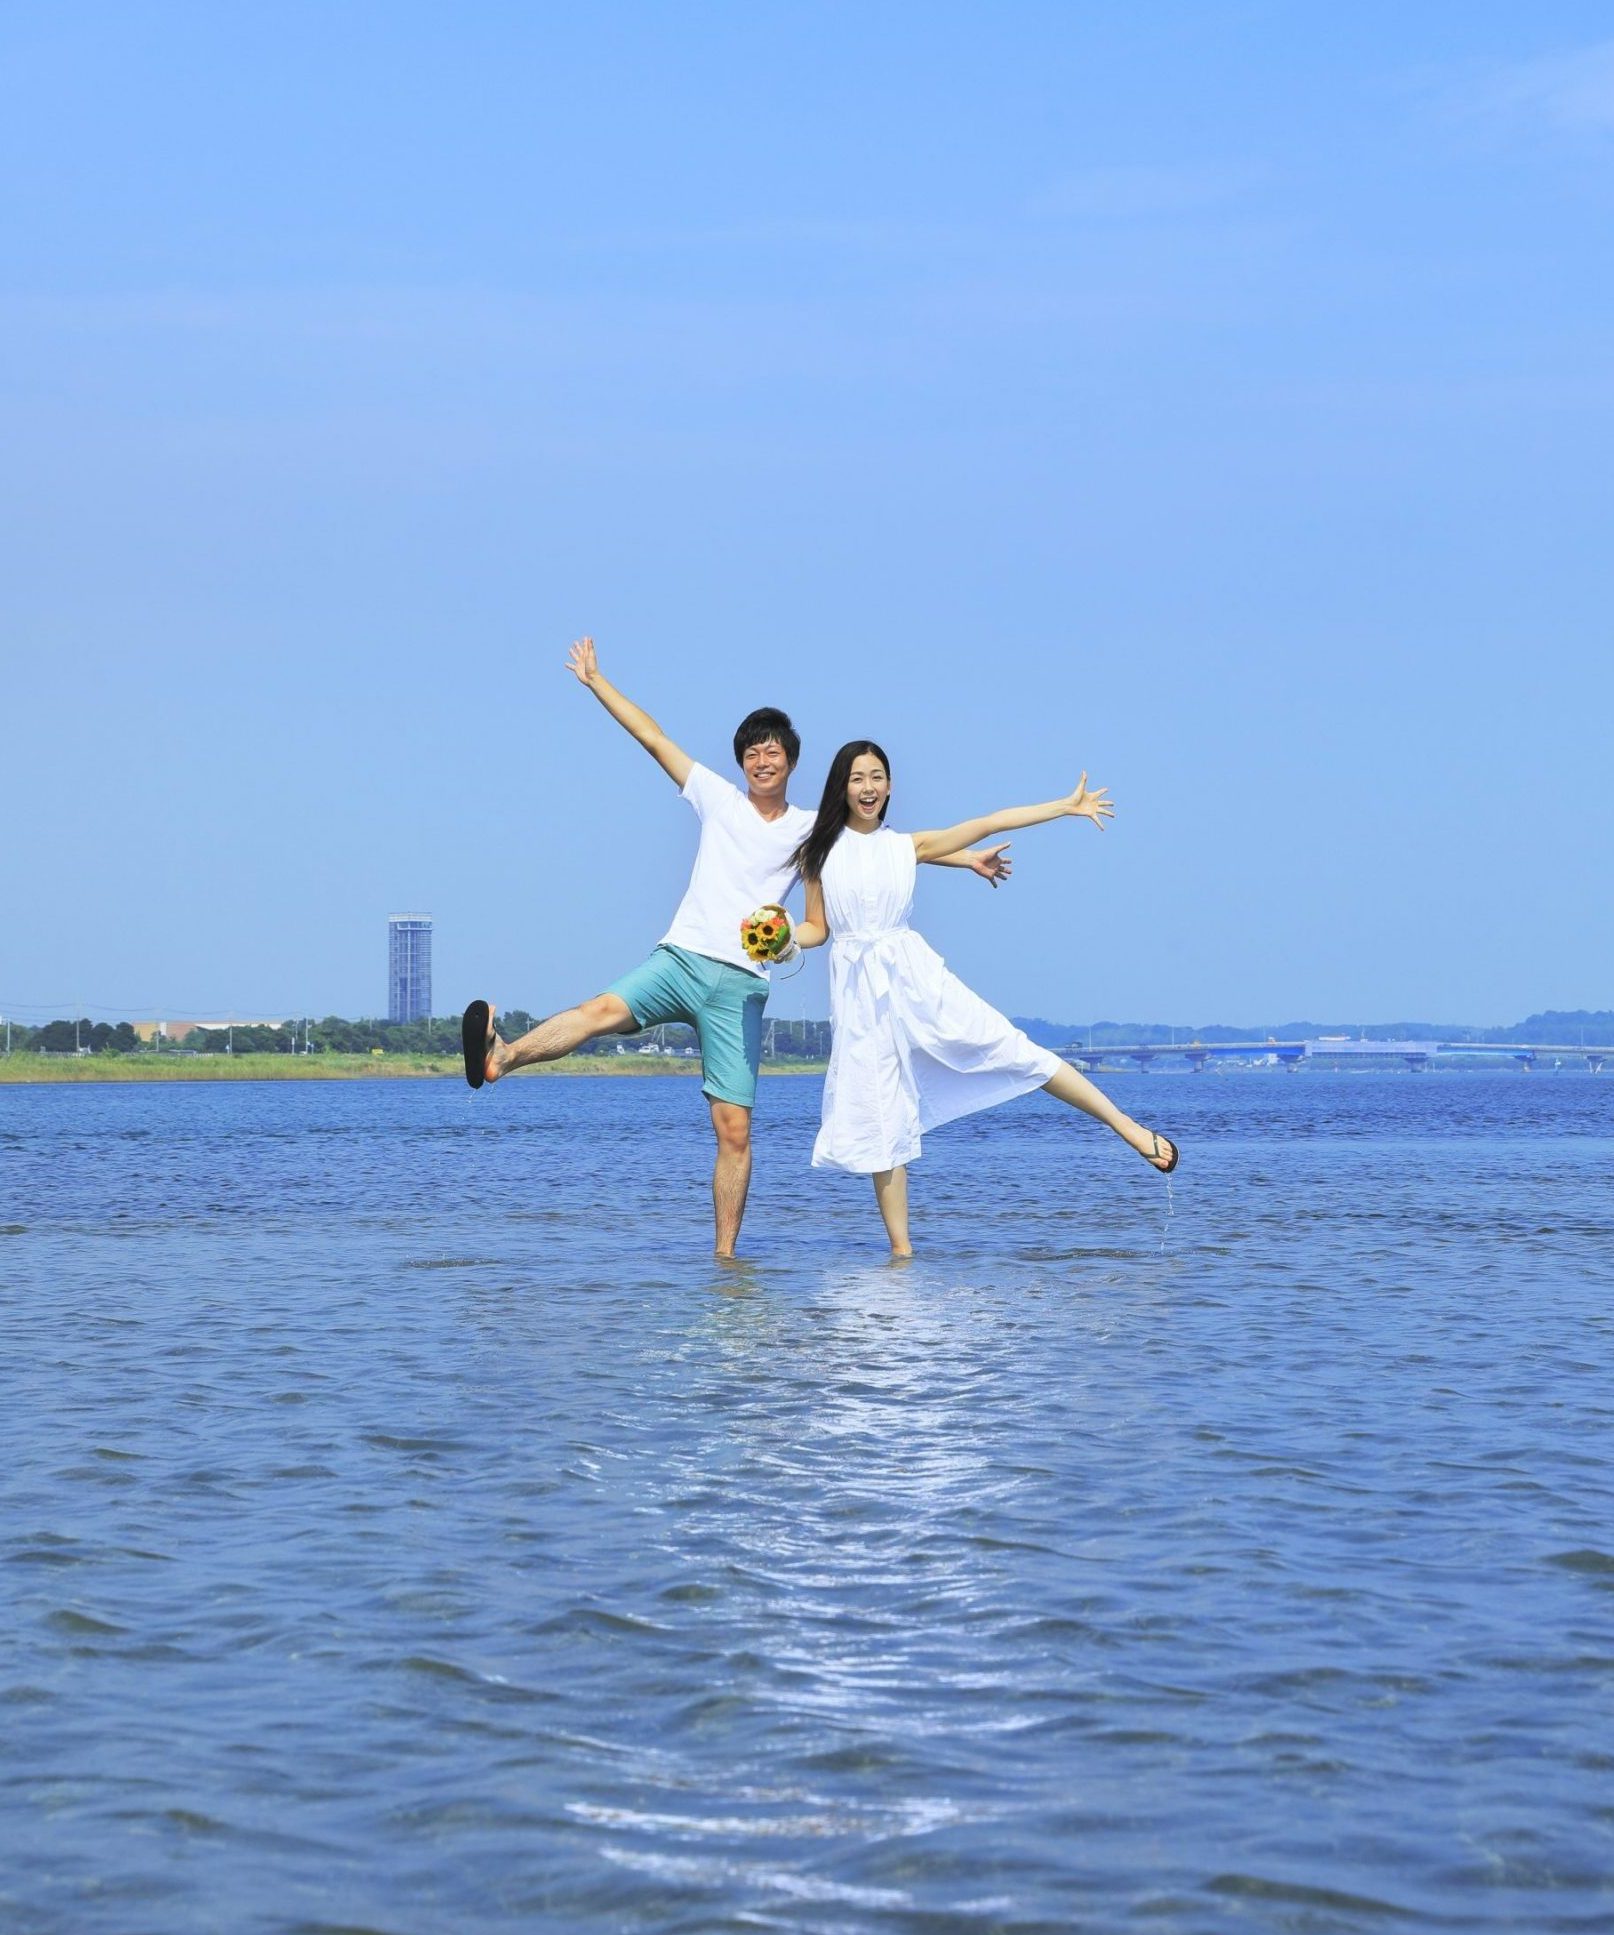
xmin=3 ymin=1071 xmax=1613 ymax=1932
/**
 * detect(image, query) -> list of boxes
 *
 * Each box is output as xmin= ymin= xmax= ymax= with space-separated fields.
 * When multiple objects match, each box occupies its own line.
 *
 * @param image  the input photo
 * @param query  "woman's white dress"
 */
xmin=812 ymin=826 xmax=1061 ymax=1174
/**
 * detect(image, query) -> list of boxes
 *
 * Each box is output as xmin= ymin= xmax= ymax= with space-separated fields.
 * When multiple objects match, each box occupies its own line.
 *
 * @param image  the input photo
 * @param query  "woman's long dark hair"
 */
xmin=791 ymin=740 xmax=892 ymax=882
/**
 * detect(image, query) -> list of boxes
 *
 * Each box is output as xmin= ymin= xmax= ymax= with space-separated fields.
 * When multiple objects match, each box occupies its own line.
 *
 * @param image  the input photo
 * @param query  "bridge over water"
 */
xmin=1064 ymin=1038 xmax=1608 ymax=1074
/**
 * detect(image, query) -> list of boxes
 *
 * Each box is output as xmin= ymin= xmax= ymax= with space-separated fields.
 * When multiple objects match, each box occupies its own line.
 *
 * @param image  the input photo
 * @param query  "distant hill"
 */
xmin=1010 ymin=1011 xmax=1614 ymax=1050
xmin=1507 ymin=1011 xmax=1614 ymax=1044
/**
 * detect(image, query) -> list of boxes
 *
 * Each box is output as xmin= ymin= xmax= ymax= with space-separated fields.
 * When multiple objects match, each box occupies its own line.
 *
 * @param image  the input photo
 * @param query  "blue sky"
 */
xmin=3 ymin=3 xmax=1611 ymax=1029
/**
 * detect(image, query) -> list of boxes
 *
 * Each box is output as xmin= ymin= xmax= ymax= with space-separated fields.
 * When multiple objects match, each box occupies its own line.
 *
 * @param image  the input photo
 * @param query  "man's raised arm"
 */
xmin=567 ymin=637 xmax=693 ymax=788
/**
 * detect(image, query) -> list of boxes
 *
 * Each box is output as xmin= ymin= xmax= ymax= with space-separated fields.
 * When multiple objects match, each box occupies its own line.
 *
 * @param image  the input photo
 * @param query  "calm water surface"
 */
xmin=3 ymin=1071 xmax=1613 ymax=1933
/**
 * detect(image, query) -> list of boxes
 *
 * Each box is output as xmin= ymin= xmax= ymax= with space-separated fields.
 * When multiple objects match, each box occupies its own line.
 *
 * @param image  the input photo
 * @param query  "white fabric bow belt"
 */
xmin=830 ymin=927 xmax=913 ymax=1010
xmin=831 ymin=926 xmax=910 ymax=949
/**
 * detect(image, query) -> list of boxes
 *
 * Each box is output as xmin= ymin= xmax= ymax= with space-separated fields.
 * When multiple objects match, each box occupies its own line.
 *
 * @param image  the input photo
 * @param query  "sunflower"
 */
xmin=741 ymin=905 xmax=792 ymax=962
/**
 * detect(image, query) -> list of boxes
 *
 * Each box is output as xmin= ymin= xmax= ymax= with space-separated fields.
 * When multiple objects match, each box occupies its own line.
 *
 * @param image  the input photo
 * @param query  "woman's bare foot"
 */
xmin=1139 ymin=1129 xmax=1179 ymax=1173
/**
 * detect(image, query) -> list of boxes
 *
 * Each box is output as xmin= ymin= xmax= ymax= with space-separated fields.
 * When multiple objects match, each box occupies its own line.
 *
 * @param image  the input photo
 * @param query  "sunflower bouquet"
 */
xmin=740 ymin=903 xmax=794 ymax=964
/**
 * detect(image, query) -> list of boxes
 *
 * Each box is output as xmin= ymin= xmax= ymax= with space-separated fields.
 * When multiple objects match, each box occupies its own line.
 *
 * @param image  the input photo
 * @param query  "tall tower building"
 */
xmin=387 ymin=914 xmax=433 ymax=1022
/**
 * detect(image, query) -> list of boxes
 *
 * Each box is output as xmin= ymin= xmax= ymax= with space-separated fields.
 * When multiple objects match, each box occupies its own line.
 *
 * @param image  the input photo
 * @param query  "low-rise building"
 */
xmin=130 ymin=1019 xmax=289 ymax=1043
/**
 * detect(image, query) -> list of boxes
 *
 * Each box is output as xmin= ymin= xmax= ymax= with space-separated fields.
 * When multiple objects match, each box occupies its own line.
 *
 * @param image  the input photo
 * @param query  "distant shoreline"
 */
xmin=0 ymin=1053 xmax=829 ymax=1085
xmin=0 ymin=1052 xmax=1553 ymax=1086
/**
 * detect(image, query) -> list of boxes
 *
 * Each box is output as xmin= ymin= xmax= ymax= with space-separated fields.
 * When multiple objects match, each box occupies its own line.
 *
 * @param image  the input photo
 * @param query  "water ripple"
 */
xmin=2 ymin=1072 xmax=1613 ymax=1931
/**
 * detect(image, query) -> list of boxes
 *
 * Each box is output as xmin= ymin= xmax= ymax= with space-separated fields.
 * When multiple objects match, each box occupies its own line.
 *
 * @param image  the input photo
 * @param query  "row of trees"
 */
xmin=6 ymin=1012 xmax=836 ymax=1058
xmin=13 ymin=1019 xmax=143 ymax=1055
xmin=12 ymin=1010 xmax=1613 ymax=1058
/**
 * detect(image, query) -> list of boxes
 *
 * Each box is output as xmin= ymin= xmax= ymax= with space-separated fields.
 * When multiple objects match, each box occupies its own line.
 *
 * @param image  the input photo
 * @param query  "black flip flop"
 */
xmin=461 ymin=1000 xmax=494 ymax=1090
xmin=1145 ymin=1131 xmax=1179 ymax=1174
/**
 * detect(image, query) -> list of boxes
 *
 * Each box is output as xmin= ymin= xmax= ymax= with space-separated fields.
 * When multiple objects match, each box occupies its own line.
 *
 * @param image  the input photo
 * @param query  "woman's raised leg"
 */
xmin=872 ymin=1166 xmax=913 ymax=1258
xmin=1042 ymin=1061 xmax=1177 ymax=1171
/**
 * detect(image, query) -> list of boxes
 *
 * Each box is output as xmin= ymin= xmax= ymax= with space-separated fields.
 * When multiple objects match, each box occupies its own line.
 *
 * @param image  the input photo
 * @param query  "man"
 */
xmin=462 ymin=637 xmax=1010 ymax=1256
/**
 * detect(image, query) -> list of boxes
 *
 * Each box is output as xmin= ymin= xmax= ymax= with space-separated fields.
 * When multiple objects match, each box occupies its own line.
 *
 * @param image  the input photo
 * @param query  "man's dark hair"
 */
xmin=732 ymin=707 xmax=800 ymax=770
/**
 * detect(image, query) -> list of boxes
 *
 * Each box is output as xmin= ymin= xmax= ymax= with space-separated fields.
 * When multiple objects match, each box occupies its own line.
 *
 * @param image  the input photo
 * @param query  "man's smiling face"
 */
xmin=741 ymin=738 xmax=792 ymax=801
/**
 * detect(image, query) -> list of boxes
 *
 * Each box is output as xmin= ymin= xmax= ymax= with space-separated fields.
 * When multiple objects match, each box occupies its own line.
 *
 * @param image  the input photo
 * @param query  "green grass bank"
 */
xmin=0 ymin=1054 xmax=827 ymax=1084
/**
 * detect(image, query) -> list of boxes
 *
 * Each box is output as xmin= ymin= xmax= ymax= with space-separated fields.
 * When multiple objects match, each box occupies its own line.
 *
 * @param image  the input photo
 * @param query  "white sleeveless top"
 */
xmin=813 ymin=827 xmax=1059 ymax=1174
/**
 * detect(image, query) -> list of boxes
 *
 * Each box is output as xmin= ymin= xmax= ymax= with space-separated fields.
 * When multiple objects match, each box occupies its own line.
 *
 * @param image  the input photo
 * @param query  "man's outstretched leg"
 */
xmin=462 ymin=994 xmax=635 ymax=1087
xmin=709 ymin=1099 xmax=753 ymax=1258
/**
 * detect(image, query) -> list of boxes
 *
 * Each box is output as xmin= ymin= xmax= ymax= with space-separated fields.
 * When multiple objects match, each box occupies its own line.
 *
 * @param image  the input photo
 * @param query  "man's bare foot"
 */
xmin=478 ymin=1003 xmax=505 ymax=1083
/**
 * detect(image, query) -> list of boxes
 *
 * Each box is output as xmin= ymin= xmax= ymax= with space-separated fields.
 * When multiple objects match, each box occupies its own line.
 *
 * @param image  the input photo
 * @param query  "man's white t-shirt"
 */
xmin=661 ymin=763 xmax=815 ymax=977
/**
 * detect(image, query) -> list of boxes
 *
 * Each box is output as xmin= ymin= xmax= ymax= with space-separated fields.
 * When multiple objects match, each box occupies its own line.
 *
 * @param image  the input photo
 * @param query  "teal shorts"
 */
xmin=606 ymin=944 xmax=768 ymax=1108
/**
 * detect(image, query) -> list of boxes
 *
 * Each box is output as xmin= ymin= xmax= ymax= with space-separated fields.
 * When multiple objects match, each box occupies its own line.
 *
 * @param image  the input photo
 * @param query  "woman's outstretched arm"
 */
xmin=910 ymin=774 xmax=1113 ymax=863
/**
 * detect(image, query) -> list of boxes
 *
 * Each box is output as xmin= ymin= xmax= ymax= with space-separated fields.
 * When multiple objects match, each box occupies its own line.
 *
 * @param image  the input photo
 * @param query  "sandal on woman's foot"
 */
xmin=461 ymin=1000 xmax=496 ymax=1089
xmin=1143 ymin=1131 xmax=1179 ymax=1174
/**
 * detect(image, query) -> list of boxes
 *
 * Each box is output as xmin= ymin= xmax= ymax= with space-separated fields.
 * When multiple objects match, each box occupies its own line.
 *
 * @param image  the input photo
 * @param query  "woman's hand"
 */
xmin=566 ymin=636 xmax=600 ymax=686
xmin=1065 ymin=773 xmax=1114 ymax=829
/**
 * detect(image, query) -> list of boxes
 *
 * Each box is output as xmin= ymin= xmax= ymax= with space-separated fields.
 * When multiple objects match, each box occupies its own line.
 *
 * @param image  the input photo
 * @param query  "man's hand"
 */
xmin=968 ymin=843 xmax=1014 ymax=888
xmin=566 ymin=636 xmax=600 ymax=687
xmin=1064 ymin=773 xmax=1114 ymax=829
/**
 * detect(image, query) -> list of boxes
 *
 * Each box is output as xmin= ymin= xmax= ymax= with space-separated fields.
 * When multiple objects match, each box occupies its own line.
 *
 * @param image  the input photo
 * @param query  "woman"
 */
xmin=779 ymin=740 xmax=1178 ymax=1257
